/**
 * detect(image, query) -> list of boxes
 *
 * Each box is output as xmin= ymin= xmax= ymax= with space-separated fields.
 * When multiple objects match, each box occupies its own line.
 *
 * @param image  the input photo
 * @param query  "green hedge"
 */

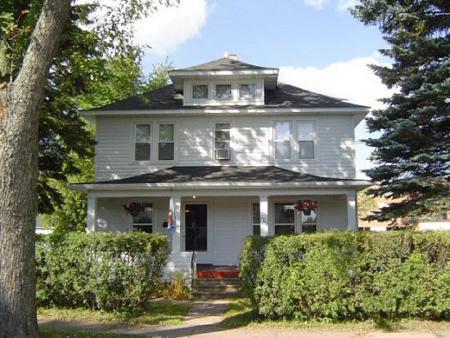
xmin=36 ymin=231 xmax=169 ymax=313
xmin=239 ymin=231 xmax=450 ymax=321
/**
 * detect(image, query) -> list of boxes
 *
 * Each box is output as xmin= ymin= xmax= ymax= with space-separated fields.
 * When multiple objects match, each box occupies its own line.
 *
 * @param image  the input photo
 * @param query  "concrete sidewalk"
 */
xmin=38 ymin=300 xmax=450 ymax=338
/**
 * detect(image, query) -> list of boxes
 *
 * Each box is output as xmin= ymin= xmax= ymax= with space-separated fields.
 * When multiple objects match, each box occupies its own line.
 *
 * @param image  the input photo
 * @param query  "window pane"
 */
xmin=301 ymin=209 xmax=317 ymax=224
xmin=274 ymin=121 xmax=291 ymax=141
xmin=215 ymin=141 xmax=230 ymax=150
xmin=275 ymin=225 xmax=295 ymax=235
xmin=275 ymin=141 xmax=291 ymax=159
xmin=275 ymin=204 xmax=294 ymax=224
xmin=252 ymin=203 xmax=260 ymax=224
xmin=159 ymin=143 xmax=174 ymax=160
xmin=133 ymin=203 xmax=153 ymax=224
xmin=253 ymin=225 xmax=261 ymax=236
xmin=239 ymin=84 xmax=256 ymax=99
xmin=297 ymin=121 xmax=316 ymax=140
xmin=136 ymin=125 xmax=151 ymax=143
xmin=216 ymin=84 xmax=232 ymax=99
xmin=299 ymin=141 xmax=315 ymax=159
xmin=215 ymin=130 xmax=230 ymax=142
xmin=193 ymin=84 xmax=208 ymax=99
xmin=159 ymin=124 xmax=174 ymax=142
xmin=135 ymin=143 xmax=150 ymax=161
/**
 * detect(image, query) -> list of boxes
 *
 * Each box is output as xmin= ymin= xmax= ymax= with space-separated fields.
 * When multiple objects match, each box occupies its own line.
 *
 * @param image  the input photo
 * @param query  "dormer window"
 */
xmin=239 ymin=83 xmax=256 ymax=100
xmin=215 ymin=84 xmax=232 ymax=100
xmin=192 ymin=84 xmax=208 ymax=99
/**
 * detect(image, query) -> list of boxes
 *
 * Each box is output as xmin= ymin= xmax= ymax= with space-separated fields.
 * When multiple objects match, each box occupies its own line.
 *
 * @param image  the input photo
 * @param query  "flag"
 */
xmin=167 ymin=199 xmax=176 ymax=235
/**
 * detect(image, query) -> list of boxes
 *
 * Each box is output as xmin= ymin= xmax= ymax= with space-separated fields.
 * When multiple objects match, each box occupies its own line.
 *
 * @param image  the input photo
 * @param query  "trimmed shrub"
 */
xmin=239 ymin=231 xmax=450 ymax=321
xmin=36 ymin=231 xmax=169 ymax=313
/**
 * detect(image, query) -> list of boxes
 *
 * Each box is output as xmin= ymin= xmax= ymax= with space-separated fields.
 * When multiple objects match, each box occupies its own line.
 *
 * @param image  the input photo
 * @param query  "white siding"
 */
xmin=95 ymin=114 xmax=356 ymax=180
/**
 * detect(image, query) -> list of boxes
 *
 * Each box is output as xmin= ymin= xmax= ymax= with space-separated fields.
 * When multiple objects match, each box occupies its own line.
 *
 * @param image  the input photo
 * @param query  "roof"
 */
xmin=86 ymin=83 xmax=369 ymax=112
xmin=88 ymin=166 xmax=366 ymax=185
xmin=172 ymin=57 xmax=278 ymax=72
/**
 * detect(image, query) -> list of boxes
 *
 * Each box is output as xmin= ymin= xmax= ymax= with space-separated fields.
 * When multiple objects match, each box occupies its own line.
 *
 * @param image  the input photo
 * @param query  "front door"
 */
xmin=185 ymin=203 xmax=208 ymax=252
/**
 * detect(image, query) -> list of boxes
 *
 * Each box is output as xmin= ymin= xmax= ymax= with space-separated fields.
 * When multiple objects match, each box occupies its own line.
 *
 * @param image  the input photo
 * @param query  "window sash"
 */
xmin=133 ymin=203 xmax=153 ymax=224
xmin=192 ymin=84 xmax=208 ymax=99
xmin=215 ymin=123 xmax=231 ymax=150
xmin=135 ymin=124 xmax=151 ymax=161
xmin=298 ymin=141 xmax=315 ymax=159
xmin=274 ymin=203 xmax=295 ymax=225
xmin=239 ymin=83 xmax=256 ymax=99
xmin=252 ymin=203 xmax=261 ymax=236
xmin=158 ymin=124 xmax=174 ymax=160
xmin=215 ymin=84 xmax=232 ymax=99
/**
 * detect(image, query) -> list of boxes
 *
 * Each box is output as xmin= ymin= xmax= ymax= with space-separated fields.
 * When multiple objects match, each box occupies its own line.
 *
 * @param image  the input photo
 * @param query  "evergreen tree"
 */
xmin=352 ymin=0 xmax=450 ymax=221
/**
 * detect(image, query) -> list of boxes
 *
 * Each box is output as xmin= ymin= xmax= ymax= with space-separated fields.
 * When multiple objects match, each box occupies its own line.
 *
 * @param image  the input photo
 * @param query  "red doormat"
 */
xmin=197 ymin=266 xmax=239 ymax=279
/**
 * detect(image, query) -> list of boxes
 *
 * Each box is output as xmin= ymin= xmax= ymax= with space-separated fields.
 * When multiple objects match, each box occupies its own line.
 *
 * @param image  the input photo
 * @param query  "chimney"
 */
xmin=224 ymin=52 xmax=238 ymax=61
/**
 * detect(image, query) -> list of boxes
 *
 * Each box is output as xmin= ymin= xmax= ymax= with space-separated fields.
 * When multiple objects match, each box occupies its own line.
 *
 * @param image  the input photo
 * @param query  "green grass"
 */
xmin=39 ymin=328 xmax=152 ymax=338
xmin=38 ymin=300 xmax=191 ymax=326
xmin=222 ymin=298 xmax=450 ymax=333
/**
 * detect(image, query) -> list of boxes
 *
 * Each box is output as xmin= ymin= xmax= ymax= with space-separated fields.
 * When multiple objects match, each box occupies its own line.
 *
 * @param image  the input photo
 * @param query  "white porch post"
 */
xmin=170 ymin=195 xmax=182 ymax=253
xmin=86 ymin=195 xmax=97 ymax=232
xmin=259 ymin=194 xmax=269 ymax=236
xmin=346 ymin=192 xmax=358 ymax=231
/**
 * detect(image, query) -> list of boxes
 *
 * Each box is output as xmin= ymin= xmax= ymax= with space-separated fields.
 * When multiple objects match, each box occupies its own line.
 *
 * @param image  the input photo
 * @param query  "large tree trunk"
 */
xmin=0 ymin=1 xmax=71 ymax=337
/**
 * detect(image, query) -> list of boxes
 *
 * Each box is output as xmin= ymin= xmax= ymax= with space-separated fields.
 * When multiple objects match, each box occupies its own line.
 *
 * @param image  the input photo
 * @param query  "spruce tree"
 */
xmin=352 ymin=0 xmax=450 ymax=222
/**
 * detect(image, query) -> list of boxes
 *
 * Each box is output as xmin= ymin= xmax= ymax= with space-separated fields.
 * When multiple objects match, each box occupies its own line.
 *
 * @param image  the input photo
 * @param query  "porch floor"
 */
xmin=197 ymin=264 xmax=239 ymax=279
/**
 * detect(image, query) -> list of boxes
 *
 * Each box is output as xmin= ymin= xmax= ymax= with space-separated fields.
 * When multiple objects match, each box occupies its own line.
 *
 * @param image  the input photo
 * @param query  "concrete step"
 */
xmin=195 ymin=279 xmax=240 ymax=287
xmin=193 ymin=291 xmax=240 ymax=299
xmin=193 ymin=278 xmax=241 ymax=299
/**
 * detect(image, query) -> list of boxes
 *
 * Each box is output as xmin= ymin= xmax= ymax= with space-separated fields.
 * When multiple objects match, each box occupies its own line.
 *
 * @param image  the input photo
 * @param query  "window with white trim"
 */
xmin=158 ymin=124 xmax=174 ymax=160
xmin=132 ymin=203 xmax=153 ymax=233
xmin=215 ymin=84 xmax=232 ymax=100
xmin=192 ymin=84 xmax=208 ymax=99
xmin=215 ymin=123 xmax=231 ymax=160
xmin=301 ymin=208 xmax=317 ymax=233
xmin=274 ymin=203 xmax=295 ymax=235
xmin=297 ymin=120 xmax=316 ymax=159
xmin=274 ymin=121 xmax=292 ymax=160
xmin=135 ymin=124 xmax=151 ymax=161
xmin=252 ymin=203 xmax=261 ymax=236
xmin=239 ymin=83 xmax=256 ymax=100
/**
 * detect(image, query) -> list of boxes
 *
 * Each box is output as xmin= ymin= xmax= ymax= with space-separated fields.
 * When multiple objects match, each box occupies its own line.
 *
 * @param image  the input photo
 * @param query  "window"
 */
xmin=297 ymin=121 xmax=316 ymax=159
xmin=301 ymin=209 xmax=317 ymax=233
xmin=158 ymin=124 xmax=174 ymax=160
xmin=274 ymin=121 xmax=291 ymax=160
xmin=135 ymin=124 xmax=151 ymax=161
xmin=132 ymin=203 xmax=153 ymax=233
xmin=192 ymin=84 xmax=208 ymax=99
xmin=252 ymin=203 xmax=261 ymax=236
xmin=274 ymin=203 xmax=295 ymax=235
xmin=215 ymin=123 xmax=231 ymax=160
xmin=239 ymin=83 xmax=256 ymax=100
xmin=215 ymin=84 xmax=232 ymax=100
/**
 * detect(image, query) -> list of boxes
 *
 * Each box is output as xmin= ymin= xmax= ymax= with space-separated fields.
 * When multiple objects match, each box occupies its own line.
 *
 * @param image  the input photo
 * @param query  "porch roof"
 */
xmin=72 ymin=166 xmax=371 ymax=191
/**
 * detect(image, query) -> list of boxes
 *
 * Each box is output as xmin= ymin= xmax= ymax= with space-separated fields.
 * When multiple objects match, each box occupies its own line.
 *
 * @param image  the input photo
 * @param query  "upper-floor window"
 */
xmin=297 ymin=121 xmax=316 ymax=159
xmin=215 ymin=84 xmax=232 ymax=100
xmin=135 ymin=124 xmax=151 ymax=161
xmin=215 ymin=123 xmax=231 ymax=160
xmin=274 ymin=121 xmax=292 ymax=160
xmin=239 ymin=83 xmax=256 ymax=100
xmin=192 ymin=84 xmax=208 ymax=99
xmin=158 ymin=124 xmax=174 ymax=160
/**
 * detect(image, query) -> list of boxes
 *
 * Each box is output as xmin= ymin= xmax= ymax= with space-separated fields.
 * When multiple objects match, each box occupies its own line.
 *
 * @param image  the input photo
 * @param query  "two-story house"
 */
xmin=74 ymin=54 xmax=371 ymax=272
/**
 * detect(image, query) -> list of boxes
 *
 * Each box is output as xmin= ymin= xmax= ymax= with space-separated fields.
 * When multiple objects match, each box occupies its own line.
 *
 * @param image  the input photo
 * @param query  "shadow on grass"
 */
xmin=221 ymin=298 xmax=260 ymax=328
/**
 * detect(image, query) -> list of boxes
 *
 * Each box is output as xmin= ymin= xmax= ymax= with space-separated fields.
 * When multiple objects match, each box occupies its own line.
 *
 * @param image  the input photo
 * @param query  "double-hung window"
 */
xmin=132 ymin=203 xmax=153 ymax=233
xmin=215 ymin=123 xmax=231 ymax=160
xmin=135 ymin=124 xmax=151 ymax=161
xmin=239 ymin=83 xmax=256 ymax=100
xmin=297 ymin=121 xmax=316 ymax=159
xmin=158 ymin=124 xmax=174 ymax=160
xmin=215 ymin=84 xmax=232 ymax=100
xmin=274 ymin=121 xmax=292 ymax=160
xmin=252 ymin=203 xmax=261 ymax=236
xmin=274 ymin=203 xmax=295 ymax=235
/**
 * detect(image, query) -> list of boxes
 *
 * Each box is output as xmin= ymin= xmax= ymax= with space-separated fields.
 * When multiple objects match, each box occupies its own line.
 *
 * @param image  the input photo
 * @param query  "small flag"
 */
xmin=167 ymin=199 xmax=176 ymax=235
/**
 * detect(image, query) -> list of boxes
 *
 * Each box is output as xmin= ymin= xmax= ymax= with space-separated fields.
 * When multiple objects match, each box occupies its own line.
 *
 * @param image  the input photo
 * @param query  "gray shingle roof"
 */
xmin=173 ymin=57 xmax=278 ymax=72
xmin=86 ymin=83 xmax=368 ymax=112
xmin=91 ymin=166 xmax=364 ymax=184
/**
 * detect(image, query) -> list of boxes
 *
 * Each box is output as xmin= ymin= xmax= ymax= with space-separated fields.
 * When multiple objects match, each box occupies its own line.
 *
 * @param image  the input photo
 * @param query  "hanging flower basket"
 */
xmin=294 ymin=199 xmax=318 ymax=216
xmin=123 ymin=202 xmax=145 ymax=217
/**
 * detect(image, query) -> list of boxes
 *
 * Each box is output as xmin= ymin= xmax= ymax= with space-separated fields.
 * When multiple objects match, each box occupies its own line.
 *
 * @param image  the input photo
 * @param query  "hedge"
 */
xmin=239 ymin=231 xmax=450 ymax=321
xmin=36 ymin=231 xmax=169 ymax=313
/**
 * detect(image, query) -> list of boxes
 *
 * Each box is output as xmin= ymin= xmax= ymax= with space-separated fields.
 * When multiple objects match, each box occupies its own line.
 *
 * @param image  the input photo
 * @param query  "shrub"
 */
xmin=36 ymin=231 xmax=169 ymax=313
xmin=163 ymin=271 xmax=192 ymax=300
xmin=239 ymin=231 xmax=450 ymax=321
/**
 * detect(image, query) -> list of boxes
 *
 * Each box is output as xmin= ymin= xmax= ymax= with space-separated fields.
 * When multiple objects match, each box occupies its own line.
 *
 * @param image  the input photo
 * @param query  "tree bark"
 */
xmin=0 ymin=1 xmax=71 ymax=337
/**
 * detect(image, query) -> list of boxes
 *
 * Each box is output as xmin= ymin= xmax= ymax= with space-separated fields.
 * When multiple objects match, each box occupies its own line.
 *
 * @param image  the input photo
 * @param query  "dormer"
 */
xmin=169 ymin=54 xmax=279 ymax=106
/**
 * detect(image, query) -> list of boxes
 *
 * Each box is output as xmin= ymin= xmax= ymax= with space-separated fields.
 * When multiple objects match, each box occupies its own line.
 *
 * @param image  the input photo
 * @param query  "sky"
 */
xmin=131 ymin=0 xmax=393 ymax=178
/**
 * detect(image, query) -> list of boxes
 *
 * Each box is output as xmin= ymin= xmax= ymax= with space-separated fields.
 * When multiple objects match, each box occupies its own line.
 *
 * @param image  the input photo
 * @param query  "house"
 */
xmin=73 ymin=54 xmax=371 ymax=274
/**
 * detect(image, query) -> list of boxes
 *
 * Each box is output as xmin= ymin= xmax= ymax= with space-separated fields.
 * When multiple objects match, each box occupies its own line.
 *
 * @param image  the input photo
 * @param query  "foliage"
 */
xmin=351 ymin=1 xmax=450 ymax=220
xmin=357 ymin=188 xmax=379 ymax=221
xmin=163 ymin=271 xmax=192 ymax=300
xmin=240 ymin=232 xmax=450 ymax=321
xmin=36 ymin=232 xmax=169 ymax=313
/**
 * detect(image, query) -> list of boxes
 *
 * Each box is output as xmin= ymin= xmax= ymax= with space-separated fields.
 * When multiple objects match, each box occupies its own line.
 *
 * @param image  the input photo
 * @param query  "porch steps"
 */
xmin=193 ymin=278 xmax=240 ymax=299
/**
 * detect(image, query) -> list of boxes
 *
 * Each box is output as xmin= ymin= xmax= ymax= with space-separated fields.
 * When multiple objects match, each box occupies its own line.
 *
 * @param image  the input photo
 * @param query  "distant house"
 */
xmin=72 ymin=54 xmax=371 ymax=273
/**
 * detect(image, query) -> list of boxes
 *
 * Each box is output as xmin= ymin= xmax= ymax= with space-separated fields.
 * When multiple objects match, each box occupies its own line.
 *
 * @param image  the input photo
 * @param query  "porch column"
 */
xmin=170 ymin=195 xmax=182 ymax=253
xmin=259 ymin=194 xmax=269 ymax=236
xmin=346 ymin=192 xmax=358 ymax=231
xmin=86 ymin=196 xmax=97 ymax=232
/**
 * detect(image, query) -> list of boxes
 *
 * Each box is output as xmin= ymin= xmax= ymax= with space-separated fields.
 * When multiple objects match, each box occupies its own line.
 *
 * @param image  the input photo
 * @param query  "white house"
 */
xmin=73 ymin=54 xmax=371 ymax=272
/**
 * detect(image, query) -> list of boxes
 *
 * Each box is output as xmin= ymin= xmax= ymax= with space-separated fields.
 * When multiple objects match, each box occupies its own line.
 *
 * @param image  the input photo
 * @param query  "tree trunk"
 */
xmin=0 ymin=1 xmax=71 ymax=337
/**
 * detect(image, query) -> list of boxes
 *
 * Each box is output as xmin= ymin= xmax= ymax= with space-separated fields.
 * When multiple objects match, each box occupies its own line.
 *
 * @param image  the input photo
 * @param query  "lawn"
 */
xmin=38 ymin=299 xmax=191 ymax=326
xmin=39 ymin=329 xmax=150 ymax=338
